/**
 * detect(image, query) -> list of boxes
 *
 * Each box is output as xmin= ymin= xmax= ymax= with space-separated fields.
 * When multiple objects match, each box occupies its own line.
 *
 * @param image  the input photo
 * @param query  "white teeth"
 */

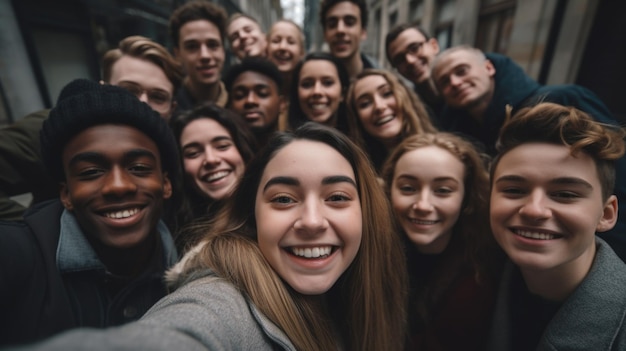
xmin=375 ymin=115 xmax=395 ymax=126
xmin=105 ymin=208 xmax=139 ymax=219
xmin=515 ymin=230 xmax=557 ymax=240
xmin=291 ymin=246 xmax=332 ymax=258
xmin=206 ymin=170 xmax=229 ymax=182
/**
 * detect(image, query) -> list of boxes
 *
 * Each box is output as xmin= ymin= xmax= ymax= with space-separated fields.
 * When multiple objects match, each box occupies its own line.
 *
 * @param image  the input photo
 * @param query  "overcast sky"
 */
xmin=281 ymin=0 xmax=304 ymax=26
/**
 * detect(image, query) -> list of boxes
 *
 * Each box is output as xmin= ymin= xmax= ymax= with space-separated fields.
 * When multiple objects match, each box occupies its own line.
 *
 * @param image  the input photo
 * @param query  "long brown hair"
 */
xmin=346 ymin=69 xmax=437 ymax=171
xmin=175 ymin=122 xmax=408 ymax=350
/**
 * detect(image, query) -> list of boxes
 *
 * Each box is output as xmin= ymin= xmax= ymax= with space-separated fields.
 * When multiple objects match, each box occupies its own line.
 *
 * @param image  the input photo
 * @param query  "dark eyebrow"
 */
xmin=322 ymin=175 xmax=357 ymax=187
xmin=263 ymin=176 xmax=299 ymax=191
xmin=68 ymin=149 xmax=158 ymax=167
xmin=495 ymin=174 xmax=593 ymax=189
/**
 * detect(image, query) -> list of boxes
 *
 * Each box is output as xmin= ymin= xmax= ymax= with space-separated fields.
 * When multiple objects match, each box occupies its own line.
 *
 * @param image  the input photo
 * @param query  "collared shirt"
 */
xmin=56 ymin=210 xmax=178 ymax=327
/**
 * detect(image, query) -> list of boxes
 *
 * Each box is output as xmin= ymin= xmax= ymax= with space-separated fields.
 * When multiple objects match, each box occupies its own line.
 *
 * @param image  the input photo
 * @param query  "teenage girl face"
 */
xmin=180 ymin=118 xmax=245 ymax=200
xmin=297 ymin=59 xmax=344 ymax=125
xmin=352 ymin=74 xmax=404 ymax=146
xmin=391 ymin=146 xmax=465 ymax=254
xmin=255 ymin=140 xmax=362 ymax=295
xmin=267 ymin=21 xmax=304 ymax=73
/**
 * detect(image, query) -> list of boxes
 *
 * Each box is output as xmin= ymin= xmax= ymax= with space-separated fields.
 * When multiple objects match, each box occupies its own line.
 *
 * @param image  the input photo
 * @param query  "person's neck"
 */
xmin=281 ymin=71 xmax=292 ymax=97
xmin=520 ymin=245 xmax=596 ymax=302
xmin=185 ymin=77 xmax=220 ymax=103
xmin=92 ymin=233 xmax=158 ymax=279
xmin=253 ymin=124 xmax=277 ymax=149
xmin=342 ymin=52 xmax=363 ymax=81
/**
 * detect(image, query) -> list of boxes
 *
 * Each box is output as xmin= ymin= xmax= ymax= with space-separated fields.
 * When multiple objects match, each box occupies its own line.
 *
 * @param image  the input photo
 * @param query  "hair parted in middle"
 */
xmin=171 ymin=122 xmax=408 ymax=351
xmin=346 ymin=68 xmax=437 ymax=171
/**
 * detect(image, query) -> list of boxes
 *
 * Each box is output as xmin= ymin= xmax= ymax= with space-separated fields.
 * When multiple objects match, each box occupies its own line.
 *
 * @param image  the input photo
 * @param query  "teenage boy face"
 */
xmin=60 ymin=125 xmax=172 ymax=249
xmin=227 ymin=16 xmax=267 ymax=60
xmin=323 ymin=1 xmax=366 ymax=60
xmin=490 ymin=142 xmax=617 ymax=275
xmin=229 ymin=71 xmax=284 ymax=130
xmin=387 ymin=28 xmax=440 ymax=85
xmin=175 ymin=20 xmax=225 ymax=87
xmin=108 ymin=55 xmax=175 ymax=119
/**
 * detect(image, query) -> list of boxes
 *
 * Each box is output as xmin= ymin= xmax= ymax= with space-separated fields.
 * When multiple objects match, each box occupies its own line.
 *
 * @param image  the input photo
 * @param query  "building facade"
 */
xmin=0 ymin=0 xmax=282 ymax=125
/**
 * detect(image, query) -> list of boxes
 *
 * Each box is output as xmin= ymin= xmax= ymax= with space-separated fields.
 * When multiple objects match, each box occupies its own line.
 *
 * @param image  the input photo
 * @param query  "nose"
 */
xmin=199 ymin=44 xmax=211 ymax=58
xmin=278 ymin=39 xmax=288 ymax=50
xmin=245 ymin=91 xmax=258 ymax=105
xmin=405 ymin=52 xmax=417 ymax=64
xmin=102 ymin=167 xmax=137 ymax=197
xmin=137 ymin=91 xmax=150 ymax=104
xmin=518 ymin=190 xmax=551 ymax=220
xmin=293 ymin=198 xmax=328 ymax=235
xmin=373 ymin=94 xmax=386 ymax=111
xmin=449 ymin=74 xmax=463 ymax=86
xmin=203 ymin=147 xmax=221 ymax=166
xmin=336 ymin=20 xmax=346 ymax=33
xmin=412 ymin=190 xmax=433 ymax=212
xmin=312 ymin=81 xmax=323 ymax=95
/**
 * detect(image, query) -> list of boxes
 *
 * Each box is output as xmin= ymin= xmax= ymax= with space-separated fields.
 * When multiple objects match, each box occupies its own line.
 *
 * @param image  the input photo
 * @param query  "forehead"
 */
xmin=326 ymin=1 xmax=361 ymax=19
xmin=396 ymin=146 xmax=464 ymax=176
xmin=435 ymin=50 xmax=482 ymax=73
xmin=354 ymin=74 xmax=389 ymax=93
xmin=179 ymin=20 xmax=222 ymax=42
xmin=181 ymin=118 xmax=230 ymax=142
xmin=232 ymin=71 xmax=279 ymax=90
xmin=395 ymin=28 xmax=427 ymax=45
xmin=494 ymin=142 xmax=600 ymax=184
xmin=228 ymin=17 xmax=261 ymax=32
xmin=109 ymin=56 xmax=173 ymax=92
xmin=261 ymin=140 xmax=354 ymax=182
xmin=63 ymin=124 xmax=158 ymax=160
xmin=270 ymin=21 xmax=300 ymax=37
xmin=300 ymin=60 xmax=339 ymax=77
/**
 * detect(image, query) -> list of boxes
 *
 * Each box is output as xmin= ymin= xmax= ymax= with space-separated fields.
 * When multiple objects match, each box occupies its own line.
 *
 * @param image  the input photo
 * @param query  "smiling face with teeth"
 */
xmin=60 ymin=125 xmax=172 ymax=250
xmin=391 ymin=146 xmax=465 ymax=254
xmin=490 ymin=142 xmax=618 ymax=277
xmin=267 ymin=20 xmax=305 ymax=73
xmin=255 ymin=139 xmax=362 ymax=295
xmin=353 ymin=74 xmax=404 ymax=147
xmin=180 ymin=118 xmax=245 ymax=201
xmin=297 ymin=59 xmax=344 ymax=126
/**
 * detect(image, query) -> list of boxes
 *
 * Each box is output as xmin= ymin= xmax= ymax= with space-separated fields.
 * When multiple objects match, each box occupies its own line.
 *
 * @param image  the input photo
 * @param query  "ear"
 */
xmin=59 ymin=182 xmax=74 ymax=211
xmin=428 ymin=38 xmax=440 ymax=55
xmin=162 ymin=172 xmax=173 ymax=200
xmin=360 ymin=28 xmax=367 ymax=41
xmin=596 ymin=195 xmax=618 ymax=232
xmin=99 ymin=80 xmax=105 ymax=85
xmin=485 ymin=60 xmax=496 ymax=78
xmin=169 ymin=100 xmax=178 ymax=120
xmin=173 ymin=47 xmax=181 ymax=60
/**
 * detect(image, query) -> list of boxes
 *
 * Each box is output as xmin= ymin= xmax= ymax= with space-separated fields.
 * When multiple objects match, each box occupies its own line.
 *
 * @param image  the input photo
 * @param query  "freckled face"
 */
xmin=255 ymin=140 xmax=362 ymax=295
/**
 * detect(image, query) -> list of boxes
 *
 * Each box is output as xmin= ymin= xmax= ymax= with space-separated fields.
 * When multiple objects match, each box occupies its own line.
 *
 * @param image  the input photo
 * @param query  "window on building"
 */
xmin=435 ymin=0 xmax=455 ymax=49
xmin=409 ymin=0 xmax=424 ymax=22
xmin=475 ymin=0 xmax=516 ymax=53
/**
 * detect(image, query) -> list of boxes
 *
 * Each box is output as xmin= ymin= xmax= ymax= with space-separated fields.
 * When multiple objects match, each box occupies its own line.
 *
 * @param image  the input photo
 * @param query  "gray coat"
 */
xmin=487 ymin=238 xmax=626 ymax=351
xmin=13 ymin=271 xmax=297 ymax=351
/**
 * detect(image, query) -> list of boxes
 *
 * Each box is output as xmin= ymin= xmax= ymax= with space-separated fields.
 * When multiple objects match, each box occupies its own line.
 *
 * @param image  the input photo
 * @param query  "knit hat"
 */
xmin=41 ymin=78 xmax=180 ymax=184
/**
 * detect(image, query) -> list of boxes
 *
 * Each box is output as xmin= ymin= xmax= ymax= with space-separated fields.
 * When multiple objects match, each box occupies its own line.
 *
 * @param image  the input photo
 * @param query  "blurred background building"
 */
xmin=1 ymin=0 xmax=624 ymax=124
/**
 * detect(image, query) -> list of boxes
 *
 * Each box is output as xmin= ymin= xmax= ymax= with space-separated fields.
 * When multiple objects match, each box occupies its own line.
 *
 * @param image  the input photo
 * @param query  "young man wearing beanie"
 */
xmin=0 ymin=79 xmax=180 ymax=347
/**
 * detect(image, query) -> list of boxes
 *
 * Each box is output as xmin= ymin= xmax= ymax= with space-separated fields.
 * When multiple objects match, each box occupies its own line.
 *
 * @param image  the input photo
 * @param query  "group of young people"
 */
xmin=1 ymin=0 xmax=626 ymax=350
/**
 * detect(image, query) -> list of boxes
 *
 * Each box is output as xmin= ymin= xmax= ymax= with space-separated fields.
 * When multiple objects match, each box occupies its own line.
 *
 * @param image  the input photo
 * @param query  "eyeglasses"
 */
xmin=116 ymin=82 xmax=173 ymax=112
xmin=392 ymin=41 xmax=426 ymax=68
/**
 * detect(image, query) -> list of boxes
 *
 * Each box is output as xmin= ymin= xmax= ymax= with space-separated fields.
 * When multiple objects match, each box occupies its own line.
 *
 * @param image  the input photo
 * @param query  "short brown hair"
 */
xmin=491 ymin=102 xmax=626 ymax=201
xmin=101 ymin=35 xmax=183 ymax=93
xmin=169 ymin=0 xmax=228 ymax=47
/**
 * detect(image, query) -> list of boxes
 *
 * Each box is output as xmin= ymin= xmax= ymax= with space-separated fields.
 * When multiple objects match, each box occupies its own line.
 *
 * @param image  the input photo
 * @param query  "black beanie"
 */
xmin=41 ymin=78 xmax=180 ymax=184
